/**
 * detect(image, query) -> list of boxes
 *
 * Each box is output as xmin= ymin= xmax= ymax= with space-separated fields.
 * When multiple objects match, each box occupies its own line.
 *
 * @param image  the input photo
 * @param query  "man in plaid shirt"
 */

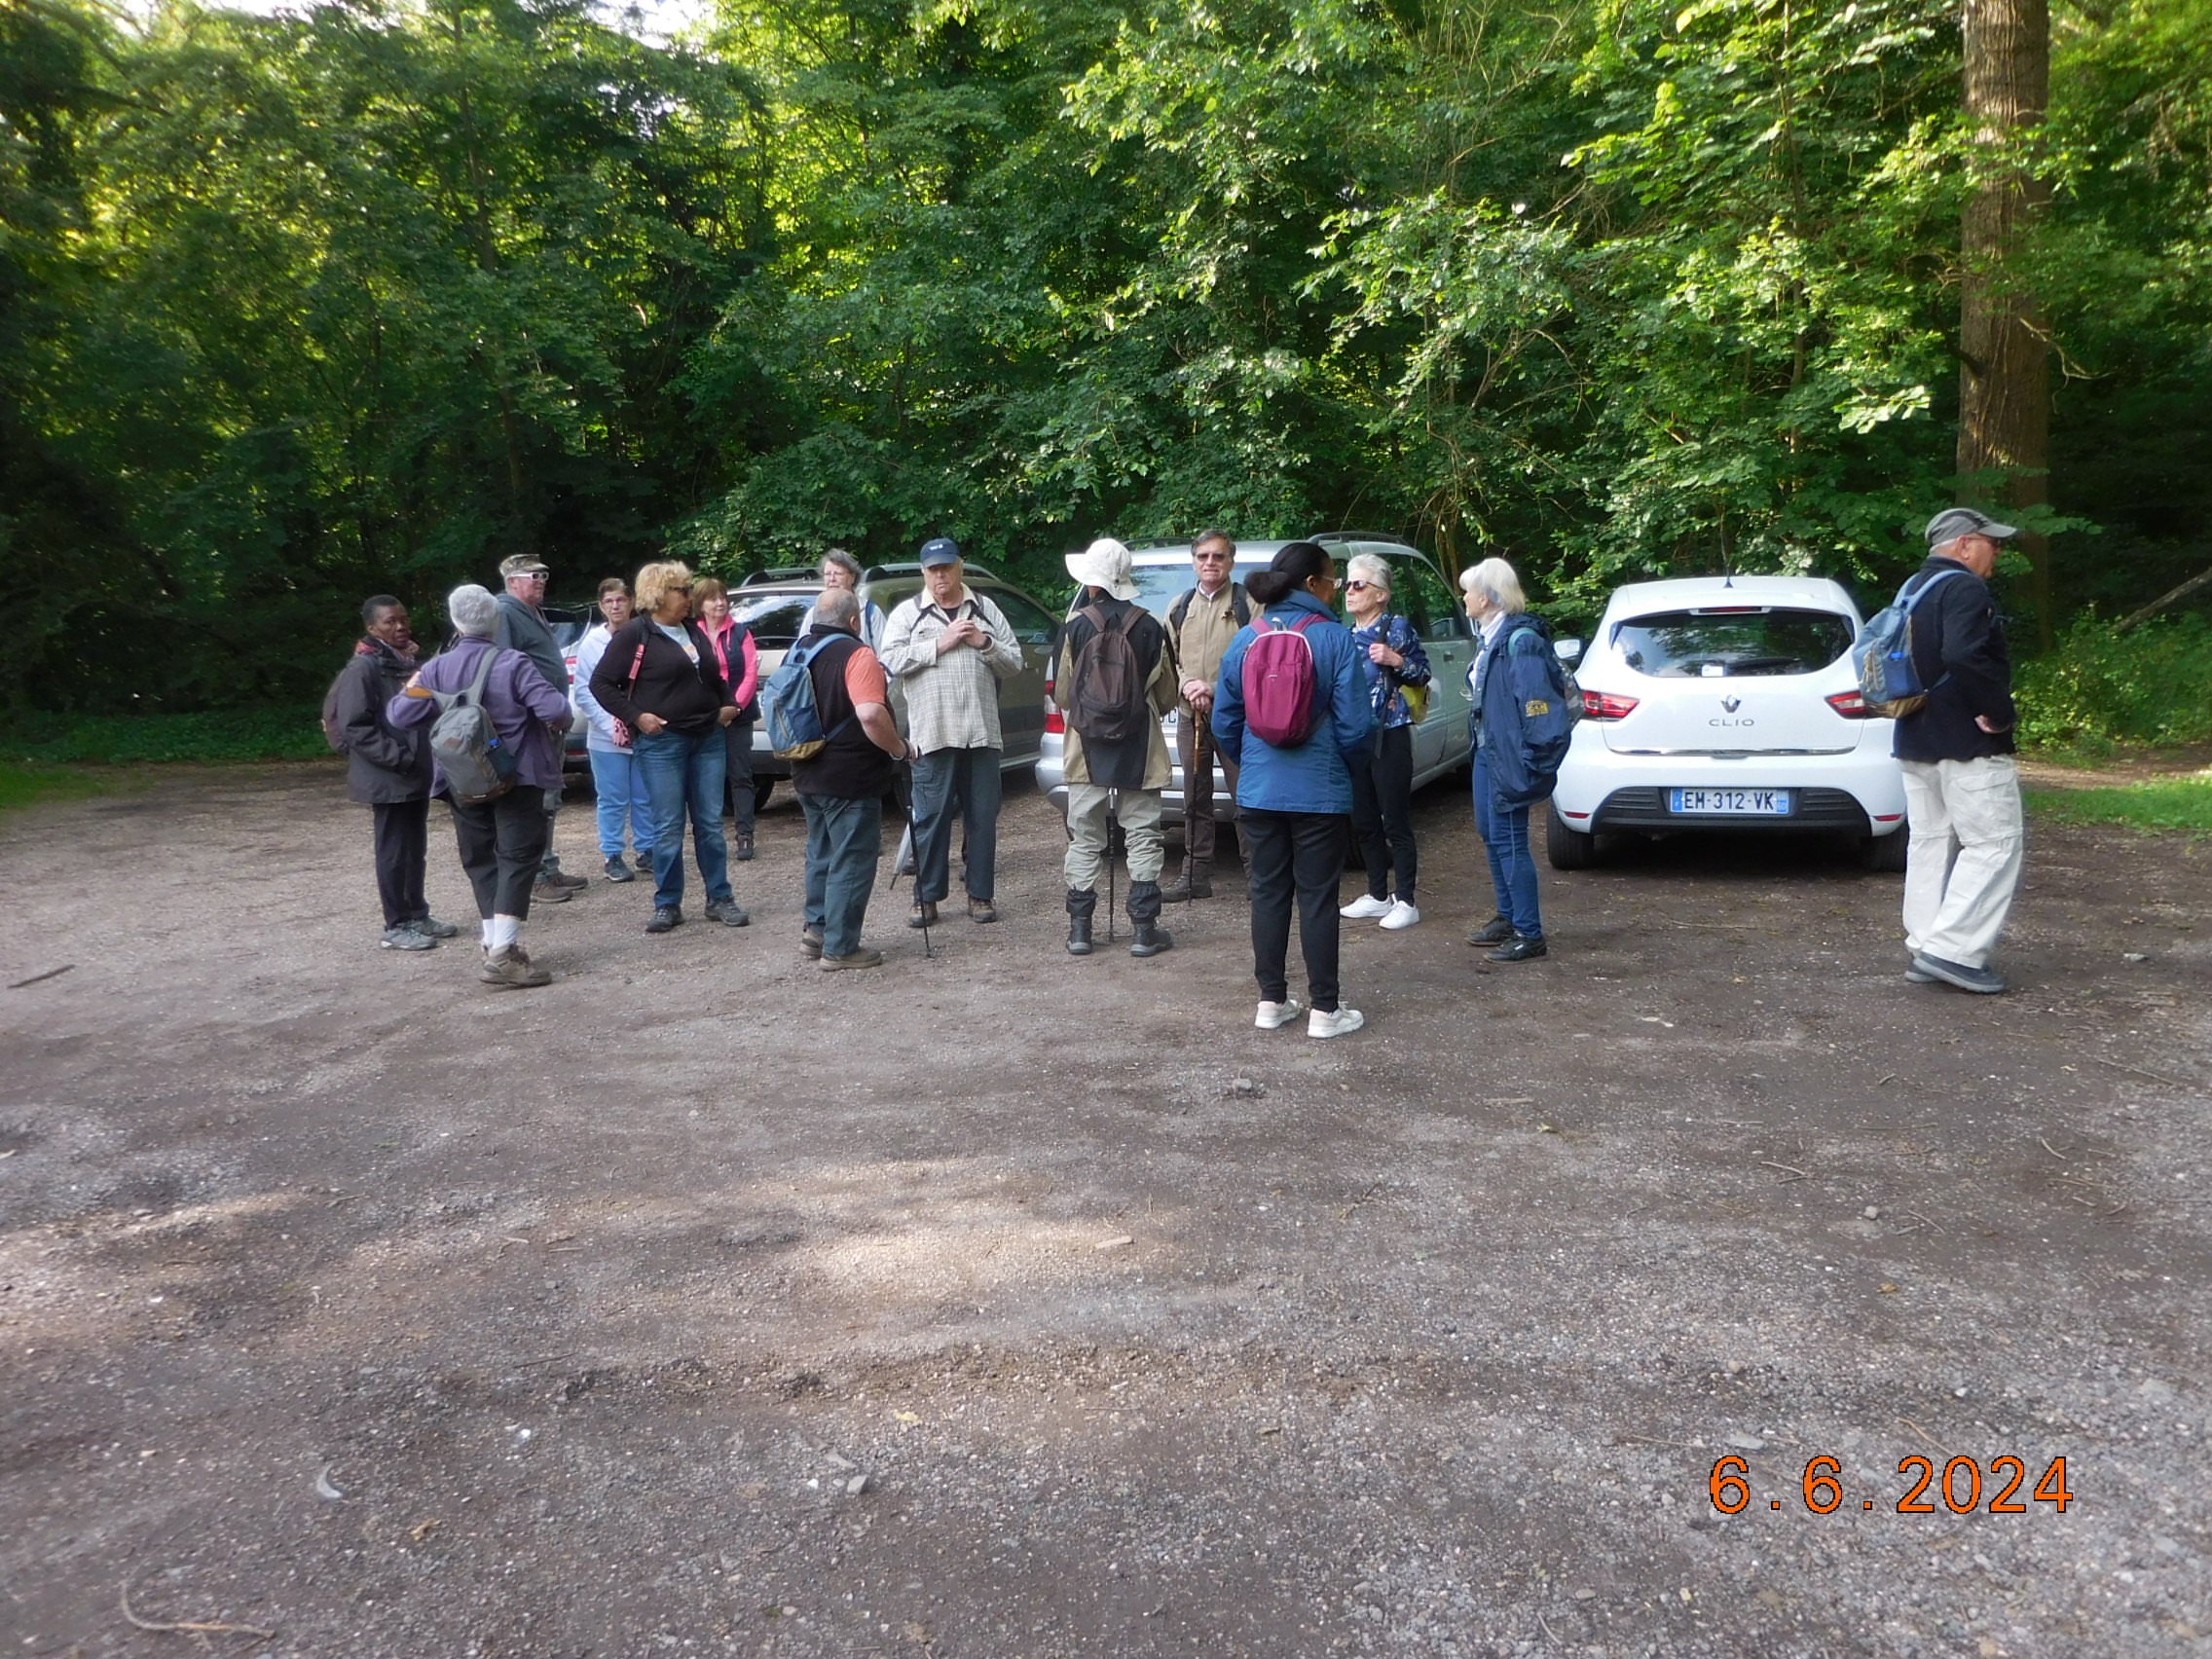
xmin=879 ymin=537 xmax=1024 ymax=926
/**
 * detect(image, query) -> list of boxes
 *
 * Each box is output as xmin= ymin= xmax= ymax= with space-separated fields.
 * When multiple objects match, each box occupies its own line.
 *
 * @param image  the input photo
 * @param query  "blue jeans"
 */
xmin=633 ymin=727 xmax=732 ymax=909
xmin=909 ymin=746 xmax=1001 ymax=904
xmin=588 ymin=746 xmax=654 ymax=862
xmin=801 ymin=792 xmax=883 ymax=956
xmin=1474 ymin=751 xmax=1542 ymax=940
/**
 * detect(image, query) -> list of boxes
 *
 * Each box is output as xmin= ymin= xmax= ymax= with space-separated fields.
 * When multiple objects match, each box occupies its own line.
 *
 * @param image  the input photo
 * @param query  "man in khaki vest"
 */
xmin=1161 ymin=529 xmax=1250 ymax=899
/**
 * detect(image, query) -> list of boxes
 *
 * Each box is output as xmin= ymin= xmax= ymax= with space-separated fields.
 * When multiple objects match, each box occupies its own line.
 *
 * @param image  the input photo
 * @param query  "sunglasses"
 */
xmin=1345 ymin=579 xmax=1375 ymax=592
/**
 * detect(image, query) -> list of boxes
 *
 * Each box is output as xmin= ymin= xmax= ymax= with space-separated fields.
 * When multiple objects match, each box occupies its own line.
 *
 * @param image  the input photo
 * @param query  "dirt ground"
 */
xmin=2 ymin=761 xmax=2207 ymax=1659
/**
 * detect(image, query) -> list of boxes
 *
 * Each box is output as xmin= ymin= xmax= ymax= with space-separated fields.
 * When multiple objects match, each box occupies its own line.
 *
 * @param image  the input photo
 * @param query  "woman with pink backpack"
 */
xmin=1210 ymin=541 xmax=1376 ymax=1039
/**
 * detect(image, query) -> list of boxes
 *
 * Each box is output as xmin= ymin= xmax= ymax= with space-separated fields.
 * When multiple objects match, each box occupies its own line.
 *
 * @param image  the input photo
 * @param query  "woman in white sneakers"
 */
xmin=1338 ymin=551 xmax=1431 ymax=933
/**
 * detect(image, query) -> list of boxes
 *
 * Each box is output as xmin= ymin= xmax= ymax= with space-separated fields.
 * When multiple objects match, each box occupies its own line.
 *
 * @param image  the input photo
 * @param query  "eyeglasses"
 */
xmin=1195 ymin=550 xmax=1231 ymax=562
xmin=1344 ymin=580 xmax=1374 ymax=592
xmin=669 ymin=583 xmax=692 ymax=595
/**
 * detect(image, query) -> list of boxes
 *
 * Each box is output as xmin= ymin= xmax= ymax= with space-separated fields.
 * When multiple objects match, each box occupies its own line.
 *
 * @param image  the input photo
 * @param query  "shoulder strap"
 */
xmin=1079 ymin=602 xmax=1111 ymax=633
xmin=1168 ymin=589 xmax=1193 ymax=632
xmin=1114 ymin=605 xmax=1146 ymax=641
xmin=1232 ymin=584 xmax=1251 ymax=626
xmin=1900 ymin=567 xmax=1965 ymax=611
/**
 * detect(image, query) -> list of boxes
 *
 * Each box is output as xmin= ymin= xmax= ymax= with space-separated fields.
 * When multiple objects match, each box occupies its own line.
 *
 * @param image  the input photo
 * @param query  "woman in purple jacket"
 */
xmin=387 ymin=584 xmax=571 ymax=988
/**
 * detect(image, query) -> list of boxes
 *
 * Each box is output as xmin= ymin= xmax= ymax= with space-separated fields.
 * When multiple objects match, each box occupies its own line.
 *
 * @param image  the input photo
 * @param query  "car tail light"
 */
xmin=1825 ymin=689 xmax=1870 ymax=719
xmin=1581 ymin=689 xmax=1639 ymax=720
xmin=1043 ymin=682 xmax=1063 ymax=735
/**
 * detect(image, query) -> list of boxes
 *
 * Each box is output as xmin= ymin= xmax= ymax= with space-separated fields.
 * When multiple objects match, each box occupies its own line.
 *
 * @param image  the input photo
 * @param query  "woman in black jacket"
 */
xmin=330 ymin=596 xmax=458 ymax=951
xmin=587 ymin=561 xmax=747 ymax=935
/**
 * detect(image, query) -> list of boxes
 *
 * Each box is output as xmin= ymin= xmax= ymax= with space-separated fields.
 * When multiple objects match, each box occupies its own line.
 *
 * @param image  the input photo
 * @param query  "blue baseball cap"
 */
xmin=917 ymin=536 xmax=962 ymax=569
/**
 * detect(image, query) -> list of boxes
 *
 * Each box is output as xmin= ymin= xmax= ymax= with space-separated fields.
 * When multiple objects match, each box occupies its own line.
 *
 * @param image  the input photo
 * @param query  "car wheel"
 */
xmin=753 ymin=777 xmax=775 ymax=813
xmin=1545 ymin=805 xmax=1598 ymax=870
xmin=1861 ymin=830 xmax=1909 ymax=873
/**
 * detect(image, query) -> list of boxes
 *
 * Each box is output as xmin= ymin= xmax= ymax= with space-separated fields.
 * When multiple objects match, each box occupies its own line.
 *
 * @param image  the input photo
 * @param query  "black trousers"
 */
xmin=1348 ymin=722 xmax=1418 ymax=903
xmin=451 ymin=784 xmax=548 ymax=921
xmin=1241 ymin=807 xmax=1346 ymax=1013
xmin=371 ymin=797 xmax=429 ymax=928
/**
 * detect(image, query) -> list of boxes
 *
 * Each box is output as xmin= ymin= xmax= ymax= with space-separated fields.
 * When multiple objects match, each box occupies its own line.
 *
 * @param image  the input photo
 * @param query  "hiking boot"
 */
xmin=380 ymin=925 xmax=437 ymax=952
xmin=1161 ymin=865 xmax=1212 ymax=901
xmin=733 ymin=833 xmax=756 ymax=862
xmin=800 ymin=928 xmax=824 ymax=960
xmin=1066 ymin=915 xmax=1093 ymax=956
xmin=704 ymin=900 xmax=751 ymax=928
xmin=821 ymin=947 xmax=884 ymax=971
xmin=1340 ymin=893 xmax=1392 ymax=920
xmin=604 ymin=855 xmax=636 ymax=883
xmin=1379 ymin=900 xmax=1420 ymax=931
xmin=1910 ymin=952 xmax=2006 ymax=994
xmin=907 ymin=900 xmax=940 ymax=930
xmin=408 ymin=915 xmax=461 ymax=940
xmin=1254 ymin=998 xmax=1305 ymax=1030
xmin=645 ymin=904 xmax=682 ymax=935
xmin=968 ymin=897 xmax=999 ymax=924
xmin=1490 ymin=934 xmax=1548 ymax=962
xmin=1308 ymin=1006 xmax=1366 ymax=1040
xmin=543 ymin=864 xmax=589 ymax=891
xmin=533 ymin=874 xmax=573 ymax=903
xmin=1466 ymin=914 xmax=1515 ymax=946
xmin=479 ymin=946 xmax=551 ymax=989
xmin=1129 ymin=919 xmax=1173 ymax=958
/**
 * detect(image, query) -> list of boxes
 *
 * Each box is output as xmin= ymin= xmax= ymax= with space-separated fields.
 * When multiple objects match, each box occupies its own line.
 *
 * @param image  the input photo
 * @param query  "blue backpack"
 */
xmin=759 ymin=634 xmax=855 ymax=759
xmin=1854 ymin=568 xmax=1963 ymax=718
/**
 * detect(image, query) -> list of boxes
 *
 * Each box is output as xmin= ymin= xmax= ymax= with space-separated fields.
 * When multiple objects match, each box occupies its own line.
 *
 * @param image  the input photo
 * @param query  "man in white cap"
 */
xmin=1054 ymin=537 xmax=1180 ymax=957
xmin=1895 ymin=507 xmax=2025 ymax=995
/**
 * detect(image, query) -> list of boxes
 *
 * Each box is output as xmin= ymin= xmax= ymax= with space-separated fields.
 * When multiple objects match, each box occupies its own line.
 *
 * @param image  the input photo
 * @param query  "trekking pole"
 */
xmin=1105 ymin=789 xmax=1119 ymax=944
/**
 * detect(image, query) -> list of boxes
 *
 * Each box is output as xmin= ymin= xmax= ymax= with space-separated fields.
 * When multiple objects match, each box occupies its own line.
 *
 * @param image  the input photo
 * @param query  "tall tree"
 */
xmin=1957 ymin=0 xmax=2052 ymax=641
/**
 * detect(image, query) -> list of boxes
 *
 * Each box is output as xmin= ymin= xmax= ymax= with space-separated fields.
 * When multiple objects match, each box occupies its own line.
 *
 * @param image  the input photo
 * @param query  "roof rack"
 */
xmin=863 ymin=561 xmax=998 ymax=580
xmin=740 ymin=566 xmax=820 ymax=586
xmin=1308 ymin=530 xmax=1416 ymax=548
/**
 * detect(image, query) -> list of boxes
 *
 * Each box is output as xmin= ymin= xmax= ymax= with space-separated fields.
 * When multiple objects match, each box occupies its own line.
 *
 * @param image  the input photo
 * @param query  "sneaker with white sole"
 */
xmin=1379 ymin=900 xmax=1420 ymax=931
xmin=1254 ymin=998 xmax=1305 ymax=1030
xmin=1308 ymin=1006 xmax=1365 ymax=1040
xmin=1340 ymin=893 xmax=1393 ymax=920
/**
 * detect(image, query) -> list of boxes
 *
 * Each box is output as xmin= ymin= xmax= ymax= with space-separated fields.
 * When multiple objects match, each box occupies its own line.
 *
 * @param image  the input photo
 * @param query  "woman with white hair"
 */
xmin=387 ymin=583 xmax=573 ymax=988
xmin=1337 ymin=551 xmax=1432 ymax=931
xmin=1460 ymin=557 xmax=1563 ymax=962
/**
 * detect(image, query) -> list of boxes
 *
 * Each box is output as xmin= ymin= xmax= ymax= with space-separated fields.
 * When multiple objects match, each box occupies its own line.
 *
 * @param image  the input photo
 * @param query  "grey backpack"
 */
xmin=429 ymin=645 xmax=518 ymax=804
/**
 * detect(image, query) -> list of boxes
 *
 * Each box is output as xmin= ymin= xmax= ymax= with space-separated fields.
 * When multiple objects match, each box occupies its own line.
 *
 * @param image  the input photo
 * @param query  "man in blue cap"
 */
xmin=1895 ymin=507 xmax=2025 ymax=995
xmin=878 ymin=536 xmax=1024 ymax=925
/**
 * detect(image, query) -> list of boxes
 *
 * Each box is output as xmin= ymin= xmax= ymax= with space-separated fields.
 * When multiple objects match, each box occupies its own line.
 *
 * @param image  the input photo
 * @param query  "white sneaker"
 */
xmin=1340 ymin=894 xmax=1393 ymax=919
xmin=1379 ymin=899 xmax=1420 ymax=931
xmin=1255 ymin=998 xmax=1305 ymax=1030
xmin=1308 ymin=1007 xmax=1366 ymax=1040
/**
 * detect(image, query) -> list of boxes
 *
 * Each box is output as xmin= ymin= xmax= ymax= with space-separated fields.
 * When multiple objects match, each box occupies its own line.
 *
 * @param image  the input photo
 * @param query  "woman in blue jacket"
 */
xmin=1462 ymin=558 xmax=1562 ymax=961
xmin=1212 ymin=541 xmax=1375 ymax=1039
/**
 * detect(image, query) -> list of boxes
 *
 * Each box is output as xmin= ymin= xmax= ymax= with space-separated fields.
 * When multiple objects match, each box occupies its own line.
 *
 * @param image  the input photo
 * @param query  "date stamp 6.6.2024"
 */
xmin=1708 ymin=1455 xmax=2074 ymax=1516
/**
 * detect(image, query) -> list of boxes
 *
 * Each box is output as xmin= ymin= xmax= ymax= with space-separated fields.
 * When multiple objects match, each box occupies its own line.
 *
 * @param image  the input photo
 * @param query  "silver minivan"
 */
xmin=1036 ymin=535 xmax=1477 ymax=823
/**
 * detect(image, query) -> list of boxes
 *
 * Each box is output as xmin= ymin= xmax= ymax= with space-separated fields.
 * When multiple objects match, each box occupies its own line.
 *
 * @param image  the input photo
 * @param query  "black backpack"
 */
xmin=1067 ymin=604 xmax=1152 ymax=745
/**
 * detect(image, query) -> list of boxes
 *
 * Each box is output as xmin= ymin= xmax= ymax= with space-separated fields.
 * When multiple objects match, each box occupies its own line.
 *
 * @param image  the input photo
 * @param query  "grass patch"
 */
xmin=0 ymin=762 xmax=112 ymax=812
xmin=2024 ymin=770 xmax=2212 ymax=837
xmin=3 ymin=704 xmax=328 ymax=765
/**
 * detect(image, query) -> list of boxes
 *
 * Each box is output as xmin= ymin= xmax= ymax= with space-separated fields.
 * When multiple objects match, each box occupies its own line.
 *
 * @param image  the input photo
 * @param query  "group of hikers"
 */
xmin=326 ymin=506 xmax=2028 ymax=1024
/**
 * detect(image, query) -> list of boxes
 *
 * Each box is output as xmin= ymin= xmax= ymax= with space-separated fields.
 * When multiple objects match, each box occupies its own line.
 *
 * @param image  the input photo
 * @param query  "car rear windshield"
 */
xmin=734 ymin=597 xmax=817 ymax=648
xmin=1612 ymin=608 xmax=1853 ymax=678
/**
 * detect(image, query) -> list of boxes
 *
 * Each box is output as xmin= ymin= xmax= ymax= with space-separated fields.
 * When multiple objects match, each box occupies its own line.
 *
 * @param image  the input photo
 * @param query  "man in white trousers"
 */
xmin=1894 ymin=507 xmax=2026 ymax=994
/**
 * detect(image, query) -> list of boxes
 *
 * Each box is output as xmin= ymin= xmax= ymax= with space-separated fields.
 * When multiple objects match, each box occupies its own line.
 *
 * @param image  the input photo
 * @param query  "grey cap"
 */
xmin=917 ymin=536 xmax=962 ymax=569
xmin=1925 ymin=507 xmax=2018 ymax=547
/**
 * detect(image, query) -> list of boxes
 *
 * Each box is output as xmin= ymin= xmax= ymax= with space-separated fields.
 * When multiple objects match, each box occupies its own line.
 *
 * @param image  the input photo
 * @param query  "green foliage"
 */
xmin=2015 ymin=614 xmax=2212 ymax=751
xmin=0 ymin=762 xmax=110 ymax=812
xmin=3 ymin=704 xmax=330 ymax=764
xmin=6 ymin=0 xmax=2212 ymax=713
xmin=2024 ymin=772 xmax=2212 ymax=838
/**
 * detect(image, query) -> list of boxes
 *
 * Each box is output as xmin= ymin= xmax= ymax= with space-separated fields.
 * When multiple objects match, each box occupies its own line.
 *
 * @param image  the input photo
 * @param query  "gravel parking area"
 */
xmin=2 ymin=762 xmax=2207 ymax=1657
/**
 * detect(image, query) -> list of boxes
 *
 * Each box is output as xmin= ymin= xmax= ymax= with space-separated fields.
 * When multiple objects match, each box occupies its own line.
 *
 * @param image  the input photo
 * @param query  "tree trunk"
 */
xmin=1957 ymin=0 xmax=2051 ymax=645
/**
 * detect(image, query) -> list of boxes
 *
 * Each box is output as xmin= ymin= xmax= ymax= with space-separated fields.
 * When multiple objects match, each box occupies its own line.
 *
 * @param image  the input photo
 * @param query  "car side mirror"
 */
xmin=1555 ymin=638 xmax=1584 ymax=665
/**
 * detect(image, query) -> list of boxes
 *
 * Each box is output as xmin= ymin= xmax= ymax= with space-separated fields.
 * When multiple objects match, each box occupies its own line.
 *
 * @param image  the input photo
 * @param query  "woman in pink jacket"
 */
xmin=692 ymin=577 xmax=761 ymax=861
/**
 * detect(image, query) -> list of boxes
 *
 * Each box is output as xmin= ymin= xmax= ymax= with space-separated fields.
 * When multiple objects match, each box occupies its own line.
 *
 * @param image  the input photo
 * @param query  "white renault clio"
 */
xmin=1545 ymin=574 xmax=1908 ymax=870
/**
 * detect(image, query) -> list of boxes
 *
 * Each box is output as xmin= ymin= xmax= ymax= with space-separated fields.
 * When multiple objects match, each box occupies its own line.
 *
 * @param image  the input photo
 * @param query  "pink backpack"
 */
xmin=1241 ymin=613 xmax=1323 ymax=748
